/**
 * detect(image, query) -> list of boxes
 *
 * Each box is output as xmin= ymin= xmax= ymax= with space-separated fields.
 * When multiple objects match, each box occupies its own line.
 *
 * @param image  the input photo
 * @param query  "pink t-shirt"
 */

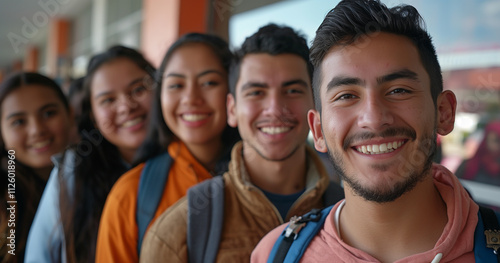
xmin=251 ymin=164 xmax=479 ymax=263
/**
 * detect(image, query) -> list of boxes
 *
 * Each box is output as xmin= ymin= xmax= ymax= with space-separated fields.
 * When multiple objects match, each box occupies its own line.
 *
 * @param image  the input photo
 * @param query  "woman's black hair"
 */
xmin=59 ymin=45 xmax=155 ymax=263
xmin=133 ymin=33 xmax=240 ymax=166
xmin=0 ymin=72 xmax=71 ymax=263
xmin=0 ymin=72 xmax=70 ymax=112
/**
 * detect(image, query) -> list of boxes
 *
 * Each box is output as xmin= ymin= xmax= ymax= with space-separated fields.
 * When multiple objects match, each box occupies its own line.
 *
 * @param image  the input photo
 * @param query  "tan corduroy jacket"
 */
xmin=140 ymin=141 xmax=342 ymax=263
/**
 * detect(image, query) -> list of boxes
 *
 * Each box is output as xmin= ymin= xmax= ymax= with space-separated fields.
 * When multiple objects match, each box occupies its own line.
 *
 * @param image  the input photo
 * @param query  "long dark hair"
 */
xmin=133 ymin=33 xmax=240 ymax=166
xmin=0 ymin=72 xmax=70 ymax=263
xmin=59 ymin=46 xmax=155 ymax=263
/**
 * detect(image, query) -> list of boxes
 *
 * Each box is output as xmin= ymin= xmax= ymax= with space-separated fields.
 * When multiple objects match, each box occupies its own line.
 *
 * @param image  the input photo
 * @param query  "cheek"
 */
xmin=138 ymin=91 xmax=153 ymax=108
xmin=51 ymin=116 xmax=71 ymax=139
xmin=1 ymin=128 xmax=22 ymax=150
xmin=238 ymin=102 xmax=256 ymax=124
xmin=322 ymin=110 xmax=345 ymax=146
xmin=93 ymin=107 xmax=115 ymax=132
xmin=160 ymin=99 xmax=177 ymax=129
xmin=213 ymin=91 xmax=228 ymax=118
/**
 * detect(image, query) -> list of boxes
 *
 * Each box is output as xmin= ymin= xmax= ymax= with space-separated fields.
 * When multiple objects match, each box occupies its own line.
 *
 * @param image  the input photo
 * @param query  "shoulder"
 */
xmin=141 ymin=196 xmax=188 ymax=262
xmin=250 ymin=223 xmax=287 ymax=262
xmin=144 ymin=196 xmax=188 ymax=250
xmin=107 ymin=162 xmax=146 ymax=201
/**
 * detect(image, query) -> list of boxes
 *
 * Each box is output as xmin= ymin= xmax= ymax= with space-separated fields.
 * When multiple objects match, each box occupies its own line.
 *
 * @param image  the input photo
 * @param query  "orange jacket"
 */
xmin=95 ymin=141 xmax=213 ymax=263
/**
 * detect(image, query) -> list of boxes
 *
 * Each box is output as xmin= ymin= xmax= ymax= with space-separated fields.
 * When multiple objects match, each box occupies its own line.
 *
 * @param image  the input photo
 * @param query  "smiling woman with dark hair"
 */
xmin=96 ymin=33 xmax=240 ymax=263
xmin=25 ymin=45 xmax=155 ymax=263
xmin=0 ymin=72 xmax=73 ymax=263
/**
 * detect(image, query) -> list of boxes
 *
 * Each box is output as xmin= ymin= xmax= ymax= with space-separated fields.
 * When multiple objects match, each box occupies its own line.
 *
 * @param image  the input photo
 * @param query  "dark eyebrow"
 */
xmin=325 ymin=69 xmax=420 ymax=93
xmin=377 ymin=69 xmax=419 ymax=84
xmin=282 ymin=79 xmax=309 ymax=88
xmin=197 ymin=69 xmax=224 ymax=78
xmin=241 ymin=82 xmax=267 ymax=92
xmin=94 ymin=77 xmax=145 ymax=99
xmin=326 ymin=76 xmax=364 ymax=92
xmin=6 ymin=103 xmax=59 ymax=120
xmin=39 ymin=103 xmax=60 ymax=111
xmin=127 ymin=77 xmax=145 ymax=87
xmin=165 ymin=69 xmax=224 ymax=79
xmin=6 ymin=111 xmax=25 ymax=121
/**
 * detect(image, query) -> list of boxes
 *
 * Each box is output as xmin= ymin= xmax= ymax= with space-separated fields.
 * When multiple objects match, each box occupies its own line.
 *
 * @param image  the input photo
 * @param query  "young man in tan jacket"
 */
xmin=139 ymin=24 xmax=344 ymax=263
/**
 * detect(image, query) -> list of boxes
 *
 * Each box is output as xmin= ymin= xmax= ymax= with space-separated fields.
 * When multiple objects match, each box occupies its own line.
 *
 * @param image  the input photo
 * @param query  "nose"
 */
xmin=116 ymin=94 xmax=138 ymax=114
xmin=182 ymin=81 xmax=204 ymax=106
xmin=28 ymin=117 xmax=48 ymax=137
xmin=263 ymin=91 xmax=290 ymax=118
xmin=357 ymin=94 xmax=393 ymax=130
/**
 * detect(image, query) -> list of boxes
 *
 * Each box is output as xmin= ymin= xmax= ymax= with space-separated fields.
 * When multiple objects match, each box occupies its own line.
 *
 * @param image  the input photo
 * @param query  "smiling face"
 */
xmin=308 ymin=32 xmax=456 ymax=202
xmin=160 ymin=43 xmax=228 ymax=149
xmin=90 ymin=57 xmax=153 ymax=160
xmin=228 ymin=53 xmax=313 ymax=162
xmin=1 ymin=85 xmax=72 ymax=169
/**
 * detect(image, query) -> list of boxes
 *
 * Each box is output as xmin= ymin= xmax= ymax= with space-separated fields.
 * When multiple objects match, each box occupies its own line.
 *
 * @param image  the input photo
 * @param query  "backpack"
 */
xmin=267 ymin=205 xmax=500 ymax=263
xmin=135 ymin=152 xmax=227 ymax=256
xmin=135 ymin=151 xmax=345 ymax=261
xmin=185 ymin=179 xmax=344 ymax=263
xmin=136 ymin=152 xmax=172 ymax=255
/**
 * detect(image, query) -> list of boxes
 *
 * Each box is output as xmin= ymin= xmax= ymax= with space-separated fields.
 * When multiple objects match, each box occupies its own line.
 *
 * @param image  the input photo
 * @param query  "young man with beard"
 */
xmin=252 ymin=1 xmax=499 ymax=262
xmin=139 ymin=24 xmax=344 ymax=263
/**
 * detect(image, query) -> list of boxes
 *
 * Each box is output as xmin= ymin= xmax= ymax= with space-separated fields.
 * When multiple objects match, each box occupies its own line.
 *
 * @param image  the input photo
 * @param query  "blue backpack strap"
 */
xmin=267 ymin=205 xmax=333 ymax=263
xmin=136 ymin=152 xmax=172 ymax=255
xmin=474 ymin=206 xmax=500 ymax=263
xmin=322 ymin=181 xmax=344 ymax=206
xmin=187 ymin=176 xmax=225 ymax=263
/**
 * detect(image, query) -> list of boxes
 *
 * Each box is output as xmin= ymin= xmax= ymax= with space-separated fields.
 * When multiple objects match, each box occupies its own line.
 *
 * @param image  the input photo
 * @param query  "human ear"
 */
xmin=436 ymin=90 xmax=457 ymax=136
xmin=227 ymin=94 xmax=238 ymax=128
xmin=308 ymin=109 xmax=327 ymax=153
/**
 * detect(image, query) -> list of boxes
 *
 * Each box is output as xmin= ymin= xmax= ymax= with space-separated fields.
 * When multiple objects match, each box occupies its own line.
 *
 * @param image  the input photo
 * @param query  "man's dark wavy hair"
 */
xmin=310 ymin=0 xmax=442 ymax=111
xmin=229 ymin=23 xmax=314 ymax=96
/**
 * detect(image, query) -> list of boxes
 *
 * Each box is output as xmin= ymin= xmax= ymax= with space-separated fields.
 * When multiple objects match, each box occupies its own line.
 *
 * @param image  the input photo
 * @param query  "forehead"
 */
xmin=165 ymin=43 xmax=223 ymax=73
xmin=319 ymin=32 xmax=429 ymax=90
xmin=236 ymin=53 xmax=310 ymax=90
xmin=1 ymin=85 xmax=62 ymax=115
xmin=91 ymin=58 xmax=146 ymax=93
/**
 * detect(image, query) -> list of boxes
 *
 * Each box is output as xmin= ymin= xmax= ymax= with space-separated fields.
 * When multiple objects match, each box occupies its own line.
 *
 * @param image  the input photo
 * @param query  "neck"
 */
xmin=340 ymin=175 xmax=448 ymax=263
xmin=34 ymin=165 xmax=54 ymax=181
xmin=118 ymin=147 xmax=135 ymax=164
xmin=243 ymin=142 xmax=308 ymax=195
xmin=185 ymin=138 xmax=223 ymax=173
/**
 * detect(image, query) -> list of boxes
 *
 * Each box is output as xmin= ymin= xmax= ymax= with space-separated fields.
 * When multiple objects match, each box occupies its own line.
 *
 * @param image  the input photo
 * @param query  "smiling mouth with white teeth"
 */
xmin=260 ymin=126 xmax=291 ymax=135
xmin=355 ymin=140 xmax=406 ymax=155
xmin=31 ymin=140 xmax=51 ymax=149
xmin=122 ymin=116 xmax=144 ymax=128
xmin=181 ymin=113 xmax=209 ymax=122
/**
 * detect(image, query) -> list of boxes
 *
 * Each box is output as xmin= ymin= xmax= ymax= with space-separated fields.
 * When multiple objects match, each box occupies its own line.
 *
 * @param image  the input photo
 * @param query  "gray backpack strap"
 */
xmin=187 ymin=176 xmax=225 ymax=263
xmin=322 ymin=181 xmax=345 ymax=206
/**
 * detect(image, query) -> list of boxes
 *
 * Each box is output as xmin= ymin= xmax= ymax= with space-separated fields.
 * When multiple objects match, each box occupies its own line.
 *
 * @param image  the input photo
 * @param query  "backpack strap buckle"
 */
xmin=284 ymin=216 xmax=306 ymax=240
xmin=484 ymin=230 xmax=500 ymax=254
xmin=283 ymin=209 xmax=323 ymax=240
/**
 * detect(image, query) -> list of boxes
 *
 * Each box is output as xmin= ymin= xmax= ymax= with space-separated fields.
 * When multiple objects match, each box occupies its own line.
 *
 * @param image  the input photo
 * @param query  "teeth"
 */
xmin=261 ymin=126 xmax=291 ymax=135
xmin=32 ymin=140 xmax=51 ymax=149
xmin=182 ymin=114 xmax=208 ymax=122
xmin=356 ymin=141 xmax=405 ymax=155
xmin=379 ymin=143 xmax=387 ymax=152
xmin=122 ymin=117 xmax=143 ymax=128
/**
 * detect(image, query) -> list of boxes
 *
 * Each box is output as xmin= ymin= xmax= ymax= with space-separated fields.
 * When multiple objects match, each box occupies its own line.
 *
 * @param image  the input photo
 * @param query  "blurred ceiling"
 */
xmin=0 ymin=0 xmax=91 ymax=68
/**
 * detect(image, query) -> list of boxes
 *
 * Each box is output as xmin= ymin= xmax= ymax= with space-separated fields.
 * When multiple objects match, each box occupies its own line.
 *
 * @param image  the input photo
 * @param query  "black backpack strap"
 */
xmin=136 ymin=152 xmax=172 ymax=255
xmin=478 ymin=206 xmax=500 ymax=262
xmin=322 ymin=181 xmax=345 ymax=207
xmin=187 ymin=176 xmax=225 ymax=263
